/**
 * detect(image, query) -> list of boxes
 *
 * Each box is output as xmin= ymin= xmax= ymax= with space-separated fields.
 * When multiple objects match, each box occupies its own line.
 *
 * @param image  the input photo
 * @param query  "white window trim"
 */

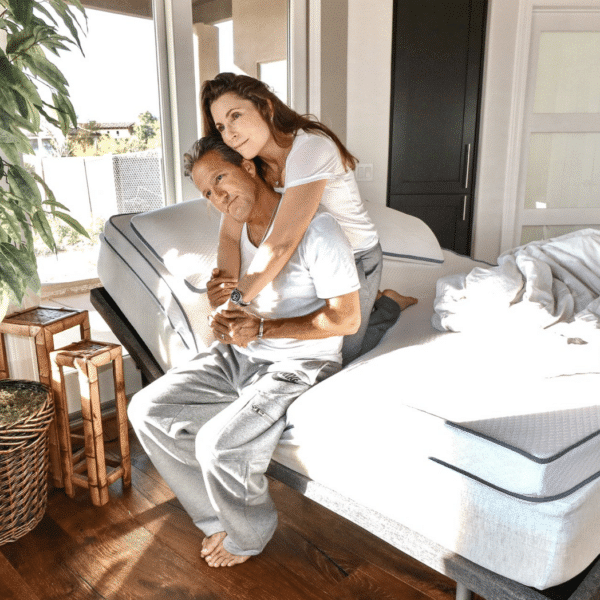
xmin=289 ymin=0 xmax=308 ymax=114
xmin=153 ymin=0 xmax=199 ymax=205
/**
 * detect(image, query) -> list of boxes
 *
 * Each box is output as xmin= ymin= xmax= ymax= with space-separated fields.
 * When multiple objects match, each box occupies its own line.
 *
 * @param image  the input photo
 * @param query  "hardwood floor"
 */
xmin=0 ymin=429 xmax=473 ymax=600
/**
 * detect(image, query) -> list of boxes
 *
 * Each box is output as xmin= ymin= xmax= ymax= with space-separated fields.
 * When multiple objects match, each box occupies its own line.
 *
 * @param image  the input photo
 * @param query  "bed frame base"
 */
xmin=266 ymin=460 xmax=600 ymax=600
xmin=456 ymin=583 xmax=473 ymax=600
xmin=90 ymin=287 xmax=600 ymax=600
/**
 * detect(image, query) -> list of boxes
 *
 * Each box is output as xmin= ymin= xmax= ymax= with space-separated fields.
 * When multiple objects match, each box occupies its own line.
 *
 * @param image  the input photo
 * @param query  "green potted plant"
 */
xmin=0 ymin=0 xmax=88 ymax=323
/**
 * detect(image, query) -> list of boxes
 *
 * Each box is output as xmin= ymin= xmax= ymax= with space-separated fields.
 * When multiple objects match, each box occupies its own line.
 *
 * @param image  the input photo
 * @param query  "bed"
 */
xmin=92 ymin=198 xmax=600 ymax=600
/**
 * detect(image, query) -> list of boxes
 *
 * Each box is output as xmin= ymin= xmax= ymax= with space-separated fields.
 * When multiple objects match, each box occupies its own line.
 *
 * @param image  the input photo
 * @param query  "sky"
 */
xmin=51 ymin=9 xmax=285 ymax=125
xmin=55 ymin=8 xmax=161 ymax=124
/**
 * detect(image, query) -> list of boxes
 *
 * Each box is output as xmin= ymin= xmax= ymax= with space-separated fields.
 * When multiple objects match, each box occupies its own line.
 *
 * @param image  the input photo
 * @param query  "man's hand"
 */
xmin=207 ymin=268 xmax=238 ymax=309
xmin=210 ymin=305 xmax=260 ymax=347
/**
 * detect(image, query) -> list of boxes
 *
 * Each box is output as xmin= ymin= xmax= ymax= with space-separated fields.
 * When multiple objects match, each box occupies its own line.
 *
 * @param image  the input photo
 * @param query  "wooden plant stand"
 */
xmin=0 ymin=306 xmax=91 ymax=487
xmin=50 ymin=340 xmax=131 ymax=507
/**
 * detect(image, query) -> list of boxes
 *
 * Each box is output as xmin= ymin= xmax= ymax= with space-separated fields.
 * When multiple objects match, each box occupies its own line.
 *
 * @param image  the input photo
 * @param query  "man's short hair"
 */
xmin=183 ymin=135 xmax=244 ymax=179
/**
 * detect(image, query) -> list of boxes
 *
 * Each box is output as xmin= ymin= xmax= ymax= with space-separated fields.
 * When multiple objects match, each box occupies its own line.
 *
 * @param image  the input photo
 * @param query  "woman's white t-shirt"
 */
xmin=274 ymin=130 xmax=379 ymax=254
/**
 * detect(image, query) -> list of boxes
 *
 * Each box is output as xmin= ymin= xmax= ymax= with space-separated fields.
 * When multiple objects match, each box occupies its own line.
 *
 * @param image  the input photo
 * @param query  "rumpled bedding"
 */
xmin=432 ymin=229 xmax=600 ymax=340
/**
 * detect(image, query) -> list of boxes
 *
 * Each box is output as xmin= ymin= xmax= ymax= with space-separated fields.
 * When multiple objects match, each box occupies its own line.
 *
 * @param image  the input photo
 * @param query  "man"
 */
xmin=128 ymin=136 xmax=361 ymax=568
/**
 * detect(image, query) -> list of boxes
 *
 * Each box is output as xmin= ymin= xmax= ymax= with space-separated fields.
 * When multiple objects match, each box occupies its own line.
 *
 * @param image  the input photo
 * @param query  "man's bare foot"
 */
xmin=201 ymin=531 xmax=252 ymax=567
xmin=377 ymin=289 xmax=418 ymax=311
xmin=201 ymin=531 xmax=224 ymax=558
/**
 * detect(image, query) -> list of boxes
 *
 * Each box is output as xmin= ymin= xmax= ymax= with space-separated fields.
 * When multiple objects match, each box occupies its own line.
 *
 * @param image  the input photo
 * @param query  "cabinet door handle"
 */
xmin=463 ymin=143 xmax=471 ymax=189
xmin=462 ymin=196 xmax=468 ymax=221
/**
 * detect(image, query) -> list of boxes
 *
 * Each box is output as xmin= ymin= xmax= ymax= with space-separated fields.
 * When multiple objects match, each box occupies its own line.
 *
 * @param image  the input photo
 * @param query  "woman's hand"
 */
xmin=210 ymin=305 xmax=260 ymax=347
xmin=207 ymin=268 xmax=238 ymax=309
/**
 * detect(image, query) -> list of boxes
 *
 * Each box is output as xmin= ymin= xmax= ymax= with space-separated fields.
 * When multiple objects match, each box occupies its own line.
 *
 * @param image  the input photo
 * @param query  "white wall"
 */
xmin=346 ymin=0 xmax=523 ymax=262
xmin=346 ymin=0 xmax=393 ymax=205
xmin=471 ymin=0 xmax=521 ymax=263
xmin=320 ymin=0 xmax=348 ymax=144
xmin=194 ymin=22 xmax=220 ymax=134
xmin=233 ymin=0 xmax=287 ymax=77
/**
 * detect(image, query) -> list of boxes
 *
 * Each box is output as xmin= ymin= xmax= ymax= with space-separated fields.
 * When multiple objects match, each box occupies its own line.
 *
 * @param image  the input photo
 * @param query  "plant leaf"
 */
xmin=51 ymin=211 xmax=90 ymax=238
xmin=0 ymin=203 xmax=24 ymax=241
xmin=7 ymin=164 xmax=42 ymax=206
xmin=1 ymin=187 xmax=37 ymax=216
xmin=37 ymin=103 xmax=61 ymax=128
xmin=0 ymin=138 xmax=23 ymax=164
xmin=0 ymin=56 xmax=44 ymax=107
xmin=0 ymin=255 xmax=26 ymax=301
xmin=25 ymin=51 xmax=69 ymax=95
xmin=11 ymin=87 xmax=30 ymax=119
xmin=0 ymin=242 xmax=38 ymax=301
xmin=31 ymin=4 xmax=58 ymax=28
xmin=0 ymin=121 xmax=35 ymax=154
xmin=30 ymin=172 xmax=65 ymax=209
xmin=53 ymin=92 xmax=77 ymax=128
xmin=48 ymin=0 xmax=84 ymax=53
xmin=31 ymin=210 xmax=57 ymax=252
xmin=0 ymin=241 xmax=38 ymax=281
xmin=10 ymin=202 xmax=35 ymax=247
xmin=7 ymin=0 xmax=34 ymax=27
xmin=6 ymin=29 xmax=35 ymax=56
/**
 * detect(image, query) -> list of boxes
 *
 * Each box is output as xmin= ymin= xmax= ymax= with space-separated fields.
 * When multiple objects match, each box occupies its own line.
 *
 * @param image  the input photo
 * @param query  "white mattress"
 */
xmin=97 ymin=202 xmax=600 ymax=590
xmin=274 ymin=254 xmax=600 ymax=589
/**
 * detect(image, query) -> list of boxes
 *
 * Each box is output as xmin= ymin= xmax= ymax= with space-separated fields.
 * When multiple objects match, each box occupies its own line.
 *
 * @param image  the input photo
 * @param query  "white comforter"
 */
xmin=432 ymin=229 xmax=600 ymax=340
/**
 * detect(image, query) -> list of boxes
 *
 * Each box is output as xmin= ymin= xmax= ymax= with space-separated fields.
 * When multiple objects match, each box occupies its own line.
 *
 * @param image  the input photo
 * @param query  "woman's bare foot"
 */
xmin=201 ymin=531 xmax=251 ymax=567
xmin=378 ymin=289 xmax=418 ymax=311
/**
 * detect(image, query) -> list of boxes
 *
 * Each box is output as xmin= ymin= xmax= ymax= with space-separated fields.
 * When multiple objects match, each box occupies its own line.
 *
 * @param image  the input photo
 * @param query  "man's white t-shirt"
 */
xmin=235 ymin=210 xmax=360 ymax=363
xmin=274 ymin=130 xmax=379 ymax=254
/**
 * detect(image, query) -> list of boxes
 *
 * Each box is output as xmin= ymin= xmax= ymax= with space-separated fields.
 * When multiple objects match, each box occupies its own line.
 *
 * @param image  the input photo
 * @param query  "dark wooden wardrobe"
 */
xmin=387 ymin=0 xmax=487 ymax=255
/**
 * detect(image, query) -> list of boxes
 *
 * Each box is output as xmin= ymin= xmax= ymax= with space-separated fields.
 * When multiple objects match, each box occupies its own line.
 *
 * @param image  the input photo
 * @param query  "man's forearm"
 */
xmin=263 ymin=298 xmax=360 ymax=340
xmin=210 ymin=291 xmax=360 ymax=346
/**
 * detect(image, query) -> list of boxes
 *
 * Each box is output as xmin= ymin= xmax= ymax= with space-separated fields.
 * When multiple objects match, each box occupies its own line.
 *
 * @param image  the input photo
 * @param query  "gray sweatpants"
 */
xmin=128 ymin=343 xmax=340 ymax=556
xmin=343 ymin=242 xmax=401 ymax=365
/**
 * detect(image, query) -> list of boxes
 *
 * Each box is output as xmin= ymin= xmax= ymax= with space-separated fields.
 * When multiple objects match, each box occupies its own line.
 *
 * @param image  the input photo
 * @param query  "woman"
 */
xmin=201 ymin=72 xmax=416 ymax=364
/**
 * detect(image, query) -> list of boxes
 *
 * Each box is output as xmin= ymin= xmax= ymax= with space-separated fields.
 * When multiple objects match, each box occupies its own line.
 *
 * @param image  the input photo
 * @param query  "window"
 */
xmin=259 ymin=60 xmax=288 ymax=104
xmin=32 ymin=0 xmax=303 ymax=295
xmin=30 ymin=8 xmax=165 ymax=290
xmin=516 ymin=9 xmax=600 ymax=245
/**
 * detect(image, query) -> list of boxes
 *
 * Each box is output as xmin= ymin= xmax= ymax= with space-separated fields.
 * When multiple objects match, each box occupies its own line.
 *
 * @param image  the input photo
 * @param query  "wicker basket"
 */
xmin=0 ymin=380 xmax=54 ymax=545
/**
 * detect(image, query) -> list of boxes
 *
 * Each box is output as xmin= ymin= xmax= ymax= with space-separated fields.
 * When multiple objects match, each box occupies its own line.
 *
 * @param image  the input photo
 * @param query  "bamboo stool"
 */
xmin=50 ymin=340 xmax=131 ymax=507
xmin=0 ymin=306 xmax=90 ymax=487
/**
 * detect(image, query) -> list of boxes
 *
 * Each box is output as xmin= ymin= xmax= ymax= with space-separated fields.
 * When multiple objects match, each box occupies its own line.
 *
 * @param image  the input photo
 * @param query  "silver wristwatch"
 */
xmin=230 ymin=288 xmax=250 ymax=306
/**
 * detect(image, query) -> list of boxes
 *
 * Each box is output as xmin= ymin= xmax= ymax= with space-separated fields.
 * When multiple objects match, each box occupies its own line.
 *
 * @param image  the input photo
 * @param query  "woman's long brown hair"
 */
xmin=201 ymin=72 xmax=358 ymax=171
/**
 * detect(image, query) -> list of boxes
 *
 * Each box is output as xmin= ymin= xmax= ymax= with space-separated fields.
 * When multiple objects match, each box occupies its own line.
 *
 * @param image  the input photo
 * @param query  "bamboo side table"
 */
xmin=0 ymin=305 xmax=91 ymax=487
xmin=50 ymin=340 xmax=131 ymax=507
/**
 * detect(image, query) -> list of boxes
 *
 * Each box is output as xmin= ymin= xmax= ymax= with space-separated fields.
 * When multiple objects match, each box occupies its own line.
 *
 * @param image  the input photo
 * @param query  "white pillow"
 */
xmin=131 ymin=198 xmax=220 ymax=292
xmin=365 ymin=201 xmax=444 ymax=264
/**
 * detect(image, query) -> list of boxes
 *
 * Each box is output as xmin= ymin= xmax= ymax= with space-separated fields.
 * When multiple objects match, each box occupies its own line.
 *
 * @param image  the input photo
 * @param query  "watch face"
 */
xmin=231 ymin=289 xmax=242 ymax=304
